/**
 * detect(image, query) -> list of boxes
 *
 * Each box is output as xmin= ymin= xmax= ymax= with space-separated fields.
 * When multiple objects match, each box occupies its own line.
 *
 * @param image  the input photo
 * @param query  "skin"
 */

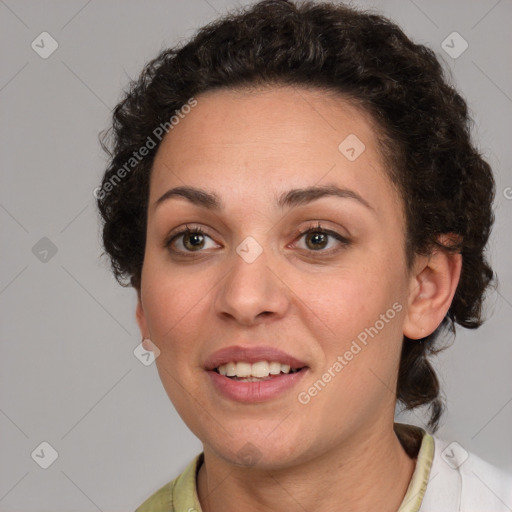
xmin=136 ymin=85 xmax=462 ymax=512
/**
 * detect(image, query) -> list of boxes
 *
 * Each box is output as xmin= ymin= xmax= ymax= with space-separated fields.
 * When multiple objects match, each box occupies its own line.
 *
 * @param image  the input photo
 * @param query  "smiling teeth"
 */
xmin=217 ymin=361 xmax=296 ymax=378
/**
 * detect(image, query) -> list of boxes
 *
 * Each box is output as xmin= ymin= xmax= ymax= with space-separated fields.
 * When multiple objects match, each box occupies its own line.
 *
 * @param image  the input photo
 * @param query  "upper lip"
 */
xmin=204 ymin=345 xmax=308 ymax=371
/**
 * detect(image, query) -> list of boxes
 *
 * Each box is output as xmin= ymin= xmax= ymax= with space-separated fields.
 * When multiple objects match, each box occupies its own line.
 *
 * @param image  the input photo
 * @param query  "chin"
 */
xmin=206 ymin=428 xmax=311 ymax=470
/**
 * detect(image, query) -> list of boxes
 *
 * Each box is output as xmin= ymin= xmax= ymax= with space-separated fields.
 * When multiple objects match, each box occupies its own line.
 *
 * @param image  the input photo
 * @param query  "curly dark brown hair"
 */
xmin=96 ymin=0 xmax=495 ymax=432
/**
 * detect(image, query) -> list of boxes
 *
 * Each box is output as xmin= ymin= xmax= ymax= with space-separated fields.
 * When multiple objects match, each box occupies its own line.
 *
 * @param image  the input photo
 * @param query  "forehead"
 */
xmin=149 ymin=85 xmax=398 ymax=215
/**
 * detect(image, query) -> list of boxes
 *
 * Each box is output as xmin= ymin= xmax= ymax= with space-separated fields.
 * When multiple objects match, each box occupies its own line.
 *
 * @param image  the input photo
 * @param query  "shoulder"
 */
xmin=420 ymin=434 xmax=512 ymax=511
xmin=134 ymin=453 xmax=204 ymax=512
xmin=135 ymin=479 xmax=176 ymax=512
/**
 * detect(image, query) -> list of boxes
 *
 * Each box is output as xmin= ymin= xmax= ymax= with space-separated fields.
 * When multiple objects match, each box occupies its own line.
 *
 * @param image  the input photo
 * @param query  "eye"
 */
xmin=164 ymin=222 xmax=349 ymax=257
xmin=165 ymin=225 xmax=220 ymax=255
xmin=293 ymin=222 xmax=350 ymax=255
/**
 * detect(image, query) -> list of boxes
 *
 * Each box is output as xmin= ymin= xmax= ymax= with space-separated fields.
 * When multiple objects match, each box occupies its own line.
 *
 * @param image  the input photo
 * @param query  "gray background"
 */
xmin=0 ymin=0 xmax=511 ymax=510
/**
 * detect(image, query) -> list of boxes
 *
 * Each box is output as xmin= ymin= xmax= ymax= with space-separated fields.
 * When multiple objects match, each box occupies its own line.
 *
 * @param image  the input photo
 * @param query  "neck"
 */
xmin=197 ymin=422 xmax=417 ymax=512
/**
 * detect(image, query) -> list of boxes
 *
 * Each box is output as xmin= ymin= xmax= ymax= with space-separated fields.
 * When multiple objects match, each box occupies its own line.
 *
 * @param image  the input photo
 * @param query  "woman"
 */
xmin=96 ymin=1 xmax=512 ymax=510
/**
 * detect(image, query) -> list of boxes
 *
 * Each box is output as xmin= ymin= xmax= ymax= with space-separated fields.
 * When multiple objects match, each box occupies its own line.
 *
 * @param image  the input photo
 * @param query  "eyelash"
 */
xmin=165 ymin=222 xmax=350 ymax=257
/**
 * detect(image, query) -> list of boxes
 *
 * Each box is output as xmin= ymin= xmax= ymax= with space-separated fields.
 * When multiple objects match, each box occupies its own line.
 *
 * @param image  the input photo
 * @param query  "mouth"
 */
xmin=204 ymin=345 xmax=309 ymax=402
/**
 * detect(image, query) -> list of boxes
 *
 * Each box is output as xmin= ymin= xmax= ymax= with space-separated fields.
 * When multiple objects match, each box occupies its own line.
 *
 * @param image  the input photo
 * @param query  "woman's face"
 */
xmin=137 ymin=85 xmax=416 ymax=468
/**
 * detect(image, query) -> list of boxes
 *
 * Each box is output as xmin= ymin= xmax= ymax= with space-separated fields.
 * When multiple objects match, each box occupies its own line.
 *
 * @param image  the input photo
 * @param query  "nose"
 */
xmin=214 ymin=243 xmax=290 ymax=326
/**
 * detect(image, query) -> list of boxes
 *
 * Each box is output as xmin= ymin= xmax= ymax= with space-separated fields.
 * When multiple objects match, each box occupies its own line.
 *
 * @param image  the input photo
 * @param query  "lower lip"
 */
xmin=207 ymin=369 xmax=308 ymax=403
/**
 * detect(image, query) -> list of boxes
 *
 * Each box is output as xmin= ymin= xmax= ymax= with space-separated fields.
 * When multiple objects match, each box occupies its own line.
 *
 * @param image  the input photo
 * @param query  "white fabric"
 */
xmin=419 ymin=434 xmax=512 ymax=511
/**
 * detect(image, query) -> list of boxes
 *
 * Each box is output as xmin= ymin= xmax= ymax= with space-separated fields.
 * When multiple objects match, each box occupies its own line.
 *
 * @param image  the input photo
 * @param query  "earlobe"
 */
xmin=403 ymin=241 xmax=462 ymax=340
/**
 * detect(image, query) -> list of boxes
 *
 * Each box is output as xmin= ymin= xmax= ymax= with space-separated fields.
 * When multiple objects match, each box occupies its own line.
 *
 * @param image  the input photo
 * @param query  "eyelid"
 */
xmin=165 ymin=223 xmax=212 ymax=242
xmin=293 ymin=221 xmax=350 ymax=241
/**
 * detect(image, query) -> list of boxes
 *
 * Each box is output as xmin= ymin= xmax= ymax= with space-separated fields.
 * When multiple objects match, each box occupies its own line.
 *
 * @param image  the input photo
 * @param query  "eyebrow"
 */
xmin=153 ymin=184 xmax=373 ymax=212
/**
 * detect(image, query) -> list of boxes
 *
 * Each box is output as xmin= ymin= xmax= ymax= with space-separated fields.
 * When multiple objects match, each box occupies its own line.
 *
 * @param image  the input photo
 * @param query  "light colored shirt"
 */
xmin=135 ymin=422 xmax=512 ymax=511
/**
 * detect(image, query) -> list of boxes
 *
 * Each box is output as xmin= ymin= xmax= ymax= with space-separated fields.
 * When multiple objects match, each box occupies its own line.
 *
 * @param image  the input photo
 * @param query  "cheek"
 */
xmin=141 ymin=263 xmax=210 ymax=353
xmin=305 ymin=263 xmax=399 ymax=336
xmin=303 ymin=261 xmax=406 ymax=380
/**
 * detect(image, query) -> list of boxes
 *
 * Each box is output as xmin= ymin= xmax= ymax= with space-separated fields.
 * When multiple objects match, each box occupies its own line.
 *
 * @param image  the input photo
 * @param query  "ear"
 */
xmin=403 ymin=235 xmax=462 ymax=339
xmin=135 ymin=289 xmax=150 ymax=339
